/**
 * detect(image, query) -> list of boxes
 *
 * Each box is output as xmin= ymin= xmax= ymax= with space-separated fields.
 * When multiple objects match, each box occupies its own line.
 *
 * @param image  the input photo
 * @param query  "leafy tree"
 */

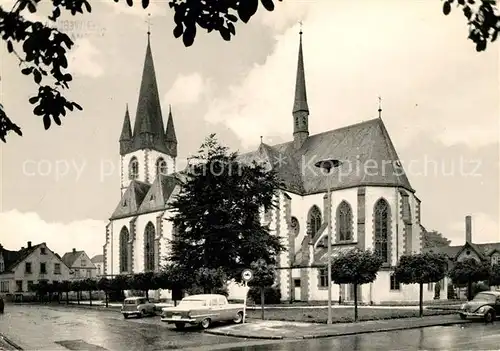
xmin=448 ymin=258 xmax=490 ymax=300
xmin=128 ymin=272 xmax=158 ymax=299
xmin=489 ymin=263 xmax=500 ymax=286
xmin=442 ymin=0 xmax=500 ymax=52
xmin=161 ymin=264 xmax=192 ymax=305
xmin=60 ymin=280 xmax=71 ymax=304
xmin=70 ymin=280 xmax=82 ymax=304
xmin=82 ymin=278 xmax=97 ymax=305
xmin=247 ymin=259 xmax=276 ymax=319
xmin=422 ymin=230 xmax=451 ymax=248
xmin=97 ymin=277 xmax=112 ymax=307
xmin=109 ymin=274 xmax=130 ymax=301
xmin=330 ymin=249 xmax=383 ymax=322
xmin=168 ymin=134 xmax=284 ymax=281
xmin=394 ymin=252 xmax=448 ymax=317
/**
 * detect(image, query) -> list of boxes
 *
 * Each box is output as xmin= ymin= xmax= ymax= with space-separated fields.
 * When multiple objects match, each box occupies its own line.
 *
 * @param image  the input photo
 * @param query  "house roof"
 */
xmin=91 ymin=254 xmax=104 ymax=263
xmin=1 ymin=242 xmax=44 ymax=273
xmin=61 ymin=250 xmax=84 ymax=267
xmin=238 ymin=118 xmax=413 ymax=195
xmin=424 ymin=242 xmax=500 ymax=260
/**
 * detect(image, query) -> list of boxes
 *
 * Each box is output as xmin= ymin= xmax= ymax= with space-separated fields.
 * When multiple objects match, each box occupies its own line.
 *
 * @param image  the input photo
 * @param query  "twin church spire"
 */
xmin=119 ymin=32 xmax=177 ymax=157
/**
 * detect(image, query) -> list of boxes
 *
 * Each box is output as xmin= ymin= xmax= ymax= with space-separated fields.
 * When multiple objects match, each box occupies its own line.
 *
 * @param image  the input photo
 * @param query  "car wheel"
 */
xmin=200 ymin=318 xmax=211 ymax=329
xmin=233 ymin=312 xmax=243 ymax=324
xmin=123 ymin=314 xmax=128 ymax=319
xmin=459 ymin=313 xmax=466 ymax=320
xmin=140 ymin=310 xmax=146 ymax=318
xmin=485 ymin=311 xmax=495 ymax=323
xmin=175 ymin=323 xmax=185 ymax=330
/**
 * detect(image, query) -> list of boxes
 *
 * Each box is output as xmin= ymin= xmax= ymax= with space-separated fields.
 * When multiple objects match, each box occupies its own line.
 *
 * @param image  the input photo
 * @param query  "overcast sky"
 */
xmin=0 ymin=0 xmax=498 ymax=257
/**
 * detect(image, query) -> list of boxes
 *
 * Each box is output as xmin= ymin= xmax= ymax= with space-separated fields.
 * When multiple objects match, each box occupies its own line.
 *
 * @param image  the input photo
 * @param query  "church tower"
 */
xmin=119 ymin=32 xmax=177 ymax=195
xmin=292 ymin=28 xmax=310 ymax=150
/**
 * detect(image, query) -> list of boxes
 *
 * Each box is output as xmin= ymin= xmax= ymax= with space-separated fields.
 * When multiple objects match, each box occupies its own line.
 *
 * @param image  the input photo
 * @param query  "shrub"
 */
xmin=248 ymin=286 xmax=281 ymax=304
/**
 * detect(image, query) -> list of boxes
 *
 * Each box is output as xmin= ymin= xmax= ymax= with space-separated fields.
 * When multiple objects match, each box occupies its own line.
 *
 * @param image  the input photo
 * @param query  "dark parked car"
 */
xmin=459 ymin=291 xmax=500 ymax=323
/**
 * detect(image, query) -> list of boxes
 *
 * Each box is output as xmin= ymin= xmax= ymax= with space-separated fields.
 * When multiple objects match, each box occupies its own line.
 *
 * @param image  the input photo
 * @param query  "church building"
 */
xmin=103 ymin=30 xmax=430 ymax=304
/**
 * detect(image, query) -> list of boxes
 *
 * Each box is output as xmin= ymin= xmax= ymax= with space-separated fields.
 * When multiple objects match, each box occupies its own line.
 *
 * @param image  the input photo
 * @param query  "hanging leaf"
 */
xmin=7 ymin=41 xmax=13 ymax=53
xmin=126 ymin=0 xmax=133 ymax=6
xmin=33 ymin=69 xmax=42 ymax=84
xmin=142 ymin=0 xmax=149 ymax=9
xmin=183 ymin=24 xmax=196 ymax=47
xmin=220 ymin=26 xmax=231 ymax=41
xmin=238 ymin=0 xmax=258 ymax=23
xmin=443 ymin=1 xmax=451 ymax=15
xmin=260 ymin=0 xmax=275 ymax=11
xmin=42 ymin=115 xmax=51 ymax=129
xmin=28 ymin=96 xmax=39 ymax=104
xmin=173 ymin=24 xmax=183 ymax=38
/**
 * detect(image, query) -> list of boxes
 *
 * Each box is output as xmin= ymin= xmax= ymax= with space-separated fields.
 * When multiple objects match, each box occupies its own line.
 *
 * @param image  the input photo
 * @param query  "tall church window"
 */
xmin=336 ymin=201 xmax=353 ymax=241
xmin=374 ymin=198 xmax=390 ymax=263
xmin=144 ymin=222 xmax=155 ymax=272
xmin=129 ymin=157 xmax=139 ymax=180
xmin=119 ymin=227 xmax=129 ymax=273
xmin=156 ymin=157 xmax=167 ymax=176
xmin=307 ymin=205 xmax=322 ymax=237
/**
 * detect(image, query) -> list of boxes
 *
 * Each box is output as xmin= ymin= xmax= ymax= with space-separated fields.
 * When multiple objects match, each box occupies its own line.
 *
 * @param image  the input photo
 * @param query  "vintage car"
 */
xmin=160 ymin=294 xmax=245 ymax=329
xmin=459 ymin=291 xmax=500 ymax=322
xmin=121 ymin=296 xmax=156 ymax=319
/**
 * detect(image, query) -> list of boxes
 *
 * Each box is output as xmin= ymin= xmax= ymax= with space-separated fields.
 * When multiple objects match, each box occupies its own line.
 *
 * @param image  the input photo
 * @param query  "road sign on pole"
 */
xmin=242 ymin=269 xmax=253 ymax=282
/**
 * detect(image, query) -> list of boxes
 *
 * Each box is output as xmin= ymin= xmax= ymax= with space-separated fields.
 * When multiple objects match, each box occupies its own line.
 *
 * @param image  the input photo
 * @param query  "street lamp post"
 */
xmin=314 ymin=159 xmax=342 ymax=325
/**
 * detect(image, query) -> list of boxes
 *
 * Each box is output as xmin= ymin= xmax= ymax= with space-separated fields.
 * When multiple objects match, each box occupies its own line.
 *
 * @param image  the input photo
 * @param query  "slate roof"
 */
xmin=238 ymin=118 xmax=413 ymax=195
xmin=313 ymin=244 xmax=357 ymax=265
xmin=91 ymin=254 xmax=104 ymax=263
xmin=424 ymin=242 xmax=500 ymax=260
xmin=110 ymin=174 xmax=182 ymax=220
xmin=61 ymin=250 xmax=84 ymax=267
xmin=0 ymin=243 xmax=43 ymax=273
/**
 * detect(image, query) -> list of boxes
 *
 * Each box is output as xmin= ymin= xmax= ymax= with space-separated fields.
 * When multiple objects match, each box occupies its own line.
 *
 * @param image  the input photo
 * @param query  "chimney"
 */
xmin=465 ymin=215 xmax=472 ymax=244
xmin=72 ymin=248 xmax=76 ymax=254
xmin=27 ymin=241 xmax=32 ymax=248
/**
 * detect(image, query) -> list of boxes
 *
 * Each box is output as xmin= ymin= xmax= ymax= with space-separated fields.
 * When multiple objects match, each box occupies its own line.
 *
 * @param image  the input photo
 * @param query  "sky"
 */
xmin=0 ymin=0 xmax=498 ymax=258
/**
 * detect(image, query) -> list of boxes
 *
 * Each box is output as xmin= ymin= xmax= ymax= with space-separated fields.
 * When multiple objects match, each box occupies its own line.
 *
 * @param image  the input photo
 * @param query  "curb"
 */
xmin=205 ymin=319 xmax=472 ymax=340
xmin=0 ymin=334 xmax=23 ymax=350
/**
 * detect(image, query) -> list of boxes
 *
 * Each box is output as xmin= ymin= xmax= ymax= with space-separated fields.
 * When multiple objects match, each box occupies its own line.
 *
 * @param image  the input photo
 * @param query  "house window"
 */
xmin=144 ymin=222 xmax=156 ymax=272
xmin=40 ymin=263 xmax=47 ymax=274
xmin=294 ymin=279 xmax=301 ymax=288
xmin=307 ymin=205 xmax=322 ymax=237
xmin=129 ymin=157 xmax=139 ymax=180
xmin=390 ymin=274 xmax=400 ymax=291
xmin=492 ymin=255 xmax=499 ymax=265
xmin=54 ymin=263 xmax=61 ymax=275
xmin=27 ymin=281 xmax=34 ymax=291
xmin=0 ymin=281 xmax=9 ymax=292
xmin=40 ymin=247 xmax=47 ymax=255
xmin=374 ymin=198 xmax=390 ymax=264
xmin=15 ymin=280 xmax=23 ymax=292
xmin=25 ymin=262 xmax=32 ymax=274
xmin=75 ymin=269 xmax=80 ymax=277
xmin=86 ymin=269 xmax=91 ymax=277
xmin=318 ymin=268 xmax=328 ymax=288
xmin=156 ymin=157 xmax=167 ymax=176
xmin=119 ymin=226 xmax=130 ymax=273
xmin=81 ymin=260 xmax=86 ymax=267
xmin=290 ymin=217 xmax=300 ymax=237
xmin=336 ymin=201 xmax=353 ymax=241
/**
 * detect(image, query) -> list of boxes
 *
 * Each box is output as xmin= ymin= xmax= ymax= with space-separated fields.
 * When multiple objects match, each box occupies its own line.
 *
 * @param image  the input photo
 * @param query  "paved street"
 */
xmin=0 ymin=304 xmax=247 ymax=350
xmin=196 ymin=323 xmax=500 ymax=351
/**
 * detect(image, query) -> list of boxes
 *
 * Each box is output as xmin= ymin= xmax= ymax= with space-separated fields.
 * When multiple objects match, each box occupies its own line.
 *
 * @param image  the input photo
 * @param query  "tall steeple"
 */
xmin=119 ymin=104 xmax=133 ymax=155
xmin=292 ymin=23 xmax=309 ymax=149
xmin=128 ymin=32 xmax=174 ymax=156
xmin=165 ymin=104 xmax=177 ymax=157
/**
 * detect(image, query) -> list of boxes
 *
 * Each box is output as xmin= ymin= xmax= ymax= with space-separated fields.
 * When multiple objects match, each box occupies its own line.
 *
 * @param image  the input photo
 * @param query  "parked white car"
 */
xmin=160 ymin=294 xmax=245 ymax=329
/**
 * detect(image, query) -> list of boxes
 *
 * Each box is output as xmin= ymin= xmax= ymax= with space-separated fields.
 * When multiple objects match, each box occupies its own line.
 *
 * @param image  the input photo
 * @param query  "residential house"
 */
xmin=425 ymin=215 xmax=500 ymax=297
xmin=91 ymin=254 xmax=104 ymax=277
xmin=61 ymin=249 xmax=97 ymax=280
xmin=0 ymin=241 xmax=72 ymax=298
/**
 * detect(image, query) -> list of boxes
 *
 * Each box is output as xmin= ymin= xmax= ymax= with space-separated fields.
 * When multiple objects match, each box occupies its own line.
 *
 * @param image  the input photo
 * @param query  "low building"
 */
xmin=61 ymin=249 xmax=97 ymax=280
xmin=91 ymin=254 xmax=104 ymax=277
xmin=425 ymin=215 xmax=500 ymax=298
xmin=0 ymin=241 xmax=72 ymax=299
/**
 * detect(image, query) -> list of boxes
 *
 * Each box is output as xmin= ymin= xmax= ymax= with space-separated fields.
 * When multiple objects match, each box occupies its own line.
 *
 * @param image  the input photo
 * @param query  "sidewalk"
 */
xmin=205 ymin=315 xmax=472 ymax=340
xmin=0 ymin=334 xmax=21 ymax=351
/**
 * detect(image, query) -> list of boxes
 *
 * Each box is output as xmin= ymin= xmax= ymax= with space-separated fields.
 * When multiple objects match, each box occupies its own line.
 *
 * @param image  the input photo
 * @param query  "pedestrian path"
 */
xmin=205 ymin=314 xmax=471 ymax=340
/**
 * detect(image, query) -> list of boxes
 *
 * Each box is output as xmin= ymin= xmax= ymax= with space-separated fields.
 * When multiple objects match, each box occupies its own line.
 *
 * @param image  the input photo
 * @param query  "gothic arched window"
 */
xmin=307 ymin=205 xmax=322 ymax=237
xmin=119 ymin=227 xmax=129 ymax=273
xmin=374 ymin=198 xmax=390 ymax=263
xmin=129 ymin=157 xmax=139 ymax=180
xmin=156 ymin=157 xmax=167 ymax=176
xmin=144 ymin=222 xmax=155 ymax=271
xmin=336 ymin=201 xmax=353 ymax=241
xmin=290 ymin=216 xmax=300 ymax=237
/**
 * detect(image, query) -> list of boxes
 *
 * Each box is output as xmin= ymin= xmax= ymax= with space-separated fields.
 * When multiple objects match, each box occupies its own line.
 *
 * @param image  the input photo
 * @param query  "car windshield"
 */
xmin=473 ymin=293 xmax=496 ymax=302
xmin=179 ymin=299 xmax=206 ymax=307
xmin=124 ymin=299 xmax=138 ymax=305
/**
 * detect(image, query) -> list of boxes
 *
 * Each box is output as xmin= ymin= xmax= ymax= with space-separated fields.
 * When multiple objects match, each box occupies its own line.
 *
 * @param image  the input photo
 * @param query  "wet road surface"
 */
xmin=205 ymin=323 xmax=500 ymax=351
xmin=0 ymin=304 xmax=250 ymax=350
